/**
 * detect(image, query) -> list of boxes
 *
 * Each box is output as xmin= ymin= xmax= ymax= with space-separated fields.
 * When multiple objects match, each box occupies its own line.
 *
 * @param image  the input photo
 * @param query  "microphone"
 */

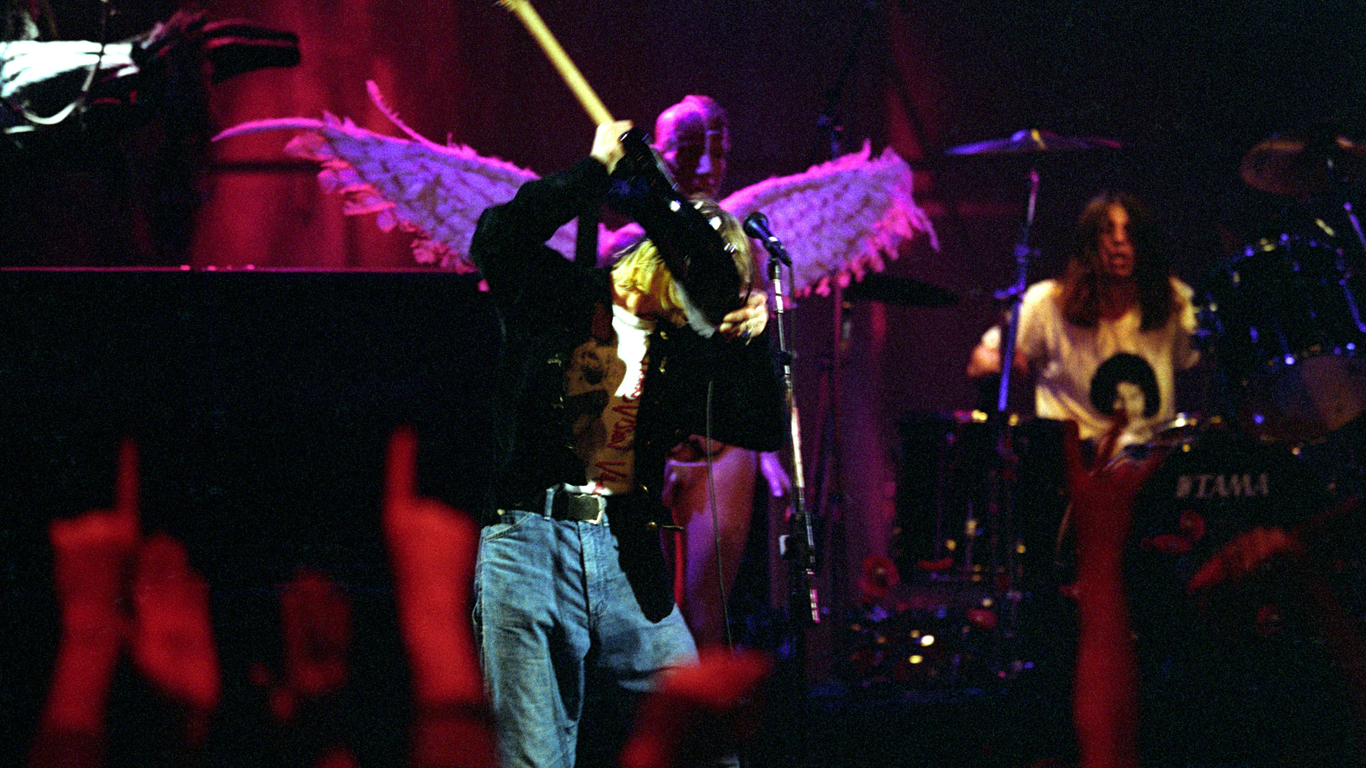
xmin=742 ymin=211 xmax=791 ymax=266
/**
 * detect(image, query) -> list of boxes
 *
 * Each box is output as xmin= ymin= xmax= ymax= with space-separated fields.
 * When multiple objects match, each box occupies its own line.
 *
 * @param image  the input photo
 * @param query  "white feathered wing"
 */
xmin=212 ymin=81 xmax=577 ymax=271
xmin=215 ymin=84 xmax=936 ymax=286
xmin=720 ymin=142 xmax=938 ymax=295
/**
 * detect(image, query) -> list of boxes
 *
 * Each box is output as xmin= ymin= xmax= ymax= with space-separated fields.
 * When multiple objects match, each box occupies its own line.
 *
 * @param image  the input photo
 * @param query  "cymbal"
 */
xmin=1240 ymin=131 xmax=1366 ymax=197
xmin=842 ymin=272 xmax=959 ymax=307
xmin=944 ymin=128 xmax=1122 ymax=156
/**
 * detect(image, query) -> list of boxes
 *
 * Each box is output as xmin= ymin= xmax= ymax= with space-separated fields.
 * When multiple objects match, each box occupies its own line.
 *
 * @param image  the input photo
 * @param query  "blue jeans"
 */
xmin=474 ymin=507 xmax=699 ymax=768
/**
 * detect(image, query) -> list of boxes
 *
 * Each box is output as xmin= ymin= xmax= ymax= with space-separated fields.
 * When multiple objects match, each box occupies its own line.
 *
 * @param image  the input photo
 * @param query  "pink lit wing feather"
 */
xmin=213 ymin=86 xmax=932 ymax=282
xmin=720 ymin=142 xmax=937 ymax=295
xmin=212 ymin=81 xmax=579 ymax=270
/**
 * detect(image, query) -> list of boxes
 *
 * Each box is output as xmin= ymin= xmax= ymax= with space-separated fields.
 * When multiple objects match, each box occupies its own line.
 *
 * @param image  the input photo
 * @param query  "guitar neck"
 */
xmin=498 ymin=0 xmax=614 ymax=126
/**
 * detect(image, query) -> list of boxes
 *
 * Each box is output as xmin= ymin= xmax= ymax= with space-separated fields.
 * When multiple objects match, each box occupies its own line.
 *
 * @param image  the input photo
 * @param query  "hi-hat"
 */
xmin=1240 ymin=129 xmax=1366 ymax=197
xmin=945 ymin=129 xmax=1122 ymax=156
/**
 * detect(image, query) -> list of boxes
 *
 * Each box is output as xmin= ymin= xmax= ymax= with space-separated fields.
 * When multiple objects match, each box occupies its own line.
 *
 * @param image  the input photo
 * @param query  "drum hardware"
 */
xmin=943 ymin=127 xmax=1122 ymax=426
xmin=937 ymin=130 xmax=1120 ymax=592
xmin=838 ymin=570 xmax=1032 ymax=691
xmin=943 ymin=128 xmax=1123 ymax=413
xmin=1211 ymin=124 xmax=1366 ymax=444
xmin=880 ymin=413 xmax=1067 ymax=691
xmin=1142 ymin=413 xmax=1217 ymax=451
xmin=1123 ymin=423 xmax=1339 ymax=687
xmin=944 ymin=128 xmax=1122 ymax=157
xmin=849 ymin=132 xmax=1125 ymax=693
xmin=1240 ymin=128 xmax=1366 ymax=199
xmin=1199 ymin=227 xmax=1366 ymax=444
xmin=1126 ymin=424 xmax=1322 ymax=583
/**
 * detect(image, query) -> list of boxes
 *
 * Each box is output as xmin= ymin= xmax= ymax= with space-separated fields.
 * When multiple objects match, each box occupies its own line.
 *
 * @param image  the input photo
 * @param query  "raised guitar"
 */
xmin=497 ymin=0 xmax=744 ymax=334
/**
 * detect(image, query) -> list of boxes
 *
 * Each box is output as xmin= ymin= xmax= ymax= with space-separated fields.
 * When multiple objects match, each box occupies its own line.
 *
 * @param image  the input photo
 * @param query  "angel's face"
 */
xmin=656 ymin=108 xmax=728 ymax=200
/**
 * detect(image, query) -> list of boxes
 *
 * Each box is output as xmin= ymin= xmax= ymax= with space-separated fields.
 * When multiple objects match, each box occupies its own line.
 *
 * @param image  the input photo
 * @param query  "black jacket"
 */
xmin=468 ymin=157 xmax=787 ymax=528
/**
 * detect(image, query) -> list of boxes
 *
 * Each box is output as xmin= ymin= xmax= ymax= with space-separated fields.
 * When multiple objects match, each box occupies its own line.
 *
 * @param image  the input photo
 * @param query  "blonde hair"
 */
xmin=610 ymin=200 xmax=755 ymax=327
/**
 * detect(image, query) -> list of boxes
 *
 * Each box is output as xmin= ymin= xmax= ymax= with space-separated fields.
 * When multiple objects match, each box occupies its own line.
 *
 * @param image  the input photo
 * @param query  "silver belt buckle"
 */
xmin=584 ymin=494 xmax=606 ymax=525
xmin=546 ymin=487 xmax=607 ymax=524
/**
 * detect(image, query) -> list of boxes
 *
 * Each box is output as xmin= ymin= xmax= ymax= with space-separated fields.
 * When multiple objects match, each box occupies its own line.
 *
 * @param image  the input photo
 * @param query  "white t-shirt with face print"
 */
xmin=1005 ymin=277 xmax=1199 ymax=440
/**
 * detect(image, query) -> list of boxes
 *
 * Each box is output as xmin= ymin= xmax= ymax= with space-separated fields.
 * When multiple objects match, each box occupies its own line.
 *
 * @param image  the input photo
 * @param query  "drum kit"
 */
xmin=848 ymin=122 xmax=1366 ymax=691
xmin=941 ymin=121 xmax=1366 ymax=449
xmin=1212 ymin=126 xmax=1366 ymax=445
xmin=939 ymin=118 xmax=1366 ymax=552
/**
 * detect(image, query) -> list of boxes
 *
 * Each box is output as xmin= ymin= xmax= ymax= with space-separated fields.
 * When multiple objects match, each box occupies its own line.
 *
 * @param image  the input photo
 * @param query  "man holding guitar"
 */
xmin=600 ymin=95 xmax=795 ymax=651
xmin=467 ymin=120 xmax=784 ymax=768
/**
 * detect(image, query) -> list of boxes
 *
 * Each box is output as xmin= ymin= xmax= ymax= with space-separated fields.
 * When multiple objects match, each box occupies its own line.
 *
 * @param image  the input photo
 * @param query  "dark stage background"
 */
xmin=5 ymin=1 xmax=1366 ymax=766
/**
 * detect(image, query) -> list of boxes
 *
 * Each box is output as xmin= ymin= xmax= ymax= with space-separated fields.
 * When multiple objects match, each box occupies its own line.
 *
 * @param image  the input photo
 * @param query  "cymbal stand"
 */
xmin=994 ymin=166 xmax=1040 ymax=420
xmin=975 ymin=167 xmax=1042 ymax=671
xmin=1330 ymin=153 xmax=1366 ymax=270
xmin=981 ymin=167 xmax=1039 ymax=580
xmin=1336 ymin=190 xmax=1366 ymax=336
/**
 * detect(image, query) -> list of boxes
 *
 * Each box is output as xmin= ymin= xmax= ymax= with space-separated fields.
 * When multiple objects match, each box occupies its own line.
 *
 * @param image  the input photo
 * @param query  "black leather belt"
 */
xmin=544 ymin=487 xmax=607 ymax=524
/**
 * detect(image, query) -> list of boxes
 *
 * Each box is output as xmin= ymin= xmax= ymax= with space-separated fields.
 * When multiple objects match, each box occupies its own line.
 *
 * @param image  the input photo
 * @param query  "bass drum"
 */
xmin=1199 ymin=230 xmax=1366 ymax=443
xmin=1124 ymin=422 xmax=1324 ymax=642
xmin=1120 ymin=421 xmax=1353 ymax=766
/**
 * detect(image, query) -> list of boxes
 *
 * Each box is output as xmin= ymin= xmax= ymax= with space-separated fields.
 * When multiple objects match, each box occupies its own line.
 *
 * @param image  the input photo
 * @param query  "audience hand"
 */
xmin=1065 ymin=421 xmax=1165 ymax=574
xmin=383 ymin=426 xmax=484 ymax=706
xmin=129 ymin=533 xmax=220 ymax=714
xmin=1186 ymin=526 xmax=1307 ymax=596
xmin=1063 ymin=420 xmax=1168 ymax=768
xmin=48 ymin=440 xmax=140 ymax=642
xmin=129 ymin=533 xmax=220 ymax=747
xmin=620 ymin=649 xmax=772 ymax=768
xmin=39 ymin=440 xmax=141 ymax=743
xmin=278 ymin=568 xmax=352 ymax=702
xmin=36 ymin=440 xmax=223 ymax=762
xmin=383 ymin=426 xmax=496 ymax=768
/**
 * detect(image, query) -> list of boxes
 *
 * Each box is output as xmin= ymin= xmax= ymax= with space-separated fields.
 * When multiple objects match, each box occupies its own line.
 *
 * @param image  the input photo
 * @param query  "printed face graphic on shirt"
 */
xmin=1089 ymin=352 xmax=1159 ymax=428
xmin=1114 ymin=380 xmax=1146 ymax=421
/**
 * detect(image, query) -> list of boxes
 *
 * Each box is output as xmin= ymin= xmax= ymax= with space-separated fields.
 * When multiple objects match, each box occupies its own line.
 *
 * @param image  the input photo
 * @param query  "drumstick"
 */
xmin=497 ymin=0 xmax=615 ymax=126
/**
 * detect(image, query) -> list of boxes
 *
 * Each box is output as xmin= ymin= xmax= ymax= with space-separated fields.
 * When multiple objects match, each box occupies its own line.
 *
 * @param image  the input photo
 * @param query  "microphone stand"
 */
xmin=769 ymin=255 xmax=820 ymax=631
xmin=752 ymin=234 xmax=820 ymax=768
